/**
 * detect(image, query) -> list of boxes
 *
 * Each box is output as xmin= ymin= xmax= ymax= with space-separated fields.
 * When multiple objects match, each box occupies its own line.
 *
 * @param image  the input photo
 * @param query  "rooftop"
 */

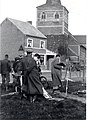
xmin=46 ymin=0 xmax=61 ymax=5
xmin=37 ymin=0 xmax=62 ymax=8
xmin=1 ymin=18 xmax=46 ymax=39
xmin=74 ymin=35 xmax=86 ymax=44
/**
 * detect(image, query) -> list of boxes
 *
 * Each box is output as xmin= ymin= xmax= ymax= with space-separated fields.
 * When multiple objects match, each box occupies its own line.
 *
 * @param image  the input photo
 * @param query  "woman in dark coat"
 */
xmin=51 ymin=54 xmax=65 ymax=93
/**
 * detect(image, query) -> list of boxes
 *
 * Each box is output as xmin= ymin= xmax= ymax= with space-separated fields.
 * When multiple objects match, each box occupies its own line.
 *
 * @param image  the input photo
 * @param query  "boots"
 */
xmin=30 ymin=95 xmax=37 ymax=103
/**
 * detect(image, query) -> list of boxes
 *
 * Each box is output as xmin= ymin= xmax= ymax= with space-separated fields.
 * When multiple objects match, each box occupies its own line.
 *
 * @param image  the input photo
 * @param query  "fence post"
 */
xmin=69 ymin=66 xmax=71 ymax=78
xmin=83 ymin=68 xmax=85 ymax=82
xmin=79 ymin=70 xmax=81 ymax=77
xmin=83 ymin=60 xmax=86 ymax=82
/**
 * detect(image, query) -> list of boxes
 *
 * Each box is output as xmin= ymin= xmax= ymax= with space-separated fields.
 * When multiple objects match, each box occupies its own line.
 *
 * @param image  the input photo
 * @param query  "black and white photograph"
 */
xmin=0 ymin=0 xmax=86 ymax=120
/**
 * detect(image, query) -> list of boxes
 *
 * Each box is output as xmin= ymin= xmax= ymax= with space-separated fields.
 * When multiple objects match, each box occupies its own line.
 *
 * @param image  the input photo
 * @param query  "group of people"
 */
xmin=0 ymin=50 xmax=70 ymax=102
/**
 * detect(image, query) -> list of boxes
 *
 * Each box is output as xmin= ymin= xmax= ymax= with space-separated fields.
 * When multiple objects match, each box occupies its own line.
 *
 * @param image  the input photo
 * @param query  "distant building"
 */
xmin=74 ymin=35 xmax=86 ymax=48
xmin=74 ymin=35 xmax=86 ymax=64
xmin=1 ymin=18 xmax=56 ymax=69
xmin=36 ymin=0 xmax=86 ymax=64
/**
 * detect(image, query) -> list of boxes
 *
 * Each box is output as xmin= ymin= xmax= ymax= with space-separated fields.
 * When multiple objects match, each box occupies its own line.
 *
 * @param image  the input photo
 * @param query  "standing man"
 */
xmin=0 ymin=54 xmax=11 ymax=91
xmin=51 ymin=54 xmax=65 ymax=93
xmin=21 ymin=49 xmax=43 ymax=102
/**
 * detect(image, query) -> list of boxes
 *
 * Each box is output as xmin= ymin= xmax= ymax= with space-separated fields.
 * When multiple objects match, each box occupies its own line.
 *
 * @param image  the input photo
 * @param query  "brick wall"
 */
xmin=37 ymin=2 xmax=69 ymax=37
xmin=25 ymin=35 xmax=47 ymax=48
xmin=46 ymin=35 xmax=68 ymax=53
xmin=37 ymin=5 xmax=64 ymax=35
xmin=38 ymin=27 xmax=63 ymax=35
xmin=1 ymin=19 xmax=24 ymax=60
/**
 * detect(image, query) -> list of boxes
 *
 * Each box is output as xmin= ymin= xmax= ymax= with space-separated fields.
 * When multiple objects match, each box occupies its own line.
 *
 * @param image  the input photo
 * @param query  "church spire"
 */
xmin=46 ymin=0 xmax=61 ymax=5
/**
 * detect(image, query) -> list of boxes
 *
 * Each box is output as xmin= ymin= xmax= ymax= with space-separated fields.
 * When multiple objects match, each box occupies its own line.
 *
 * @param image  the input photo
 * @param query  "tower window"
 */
xmin=55 ymin=13 xmax=59 ymax=19
xmin=41 ymin=12 xmax=46 ymax=20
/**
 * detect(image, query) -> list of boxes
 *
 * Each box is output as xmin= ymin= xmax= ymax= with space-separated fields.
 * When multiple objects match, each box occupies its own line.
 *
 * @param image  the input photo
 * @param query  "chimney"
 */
xmin=27 ymin=21 xmax=32 ymax=25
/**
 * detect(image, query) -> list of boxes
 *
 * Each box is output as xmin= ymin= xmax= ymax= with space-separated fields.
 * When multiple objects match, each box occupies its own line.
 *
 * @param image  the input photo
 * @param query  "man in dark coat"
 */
xmin=51 ymin=54 xmax=65 ymax=93
xmin=21 ymin=49 xmax=43 ymax=102
xmin=0 ymin=54 xmax=11 ymax=91
xmin=12 ymin=57 xmax=22 ymax=92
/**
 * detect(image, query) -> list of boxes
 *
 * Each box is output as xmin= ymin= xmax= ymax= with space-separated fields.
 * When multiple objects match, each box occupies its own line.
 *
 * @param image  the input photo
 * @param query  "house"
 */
xmin=1 ymin=18 xmax=56 ymax=70
xmin=73 ymin=35 xmax=86 ymax=65
xmin=36 ymin=0 xmax=86 ymax=64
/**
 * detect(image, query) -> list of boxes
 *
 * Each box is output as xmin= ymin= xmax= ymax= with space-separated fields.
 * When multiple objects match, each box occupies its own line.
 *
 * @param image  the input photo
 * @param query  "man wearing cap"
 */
xmin=21 ymin=49 xmax=43 ymax=102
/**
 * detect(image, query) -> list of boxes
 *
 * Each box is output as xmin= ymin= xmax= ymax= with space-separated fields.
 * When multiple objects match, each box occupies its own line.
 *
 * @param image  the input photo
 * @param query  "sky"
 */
xmin=0 ymin=0 xmax=87 ymax=35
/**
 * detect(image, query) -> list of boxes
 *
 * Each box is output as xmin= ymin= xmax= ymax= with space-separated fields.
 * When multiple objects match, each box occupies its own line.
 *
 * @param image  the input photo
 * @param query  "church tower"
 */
xmin=36 ymin=0 xmax=69 ymax=36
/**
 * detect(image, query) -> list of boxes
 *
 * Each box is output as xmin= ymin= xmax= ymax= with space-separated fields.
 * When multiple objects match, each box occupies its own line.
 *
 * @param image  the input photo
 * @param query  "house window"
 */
xmin=40 ymin=40 xmax=45 ymax=48
xmin=41 ymin=12 xmax=46 ymax=20
xmin=40 ymin=55 xmax=44 ymax=65
xmin=27 ymin=38 xmax=33 ymax=48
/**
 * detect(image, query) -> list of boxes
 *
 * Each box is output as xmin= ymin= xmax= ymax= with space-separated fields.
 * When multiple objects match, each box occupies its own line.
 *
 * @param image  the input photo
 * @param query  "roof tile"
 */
xmin=7 ymin=18 xmax=46 ymax=39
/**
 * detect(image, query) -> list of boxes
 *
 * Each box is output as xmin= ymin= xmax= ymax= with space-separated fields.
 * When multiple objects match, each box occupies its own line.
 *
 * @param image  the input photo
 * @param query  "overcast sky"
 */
xmin=0 ymin=0 xmax=87 ymax=35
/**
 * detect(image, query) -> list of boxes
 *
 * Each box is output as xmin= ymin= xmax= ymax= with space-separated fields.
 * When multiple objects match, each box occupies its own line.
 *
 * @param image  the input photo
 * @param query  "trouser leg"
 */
xmin=2 ymin=74 xmax=5 ymax=84
xmin=5 ymin=73 xmax=10 ymax=91
xmin=1 ymin=74 xmax=6 ymax=90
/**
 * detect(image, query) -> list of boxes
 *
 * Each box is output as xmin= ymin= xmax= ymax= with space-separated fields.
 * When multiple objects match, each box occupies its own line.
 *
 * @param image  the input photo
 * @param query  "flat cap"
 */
xmin=26 ymin=48 xmax=33 ymax=54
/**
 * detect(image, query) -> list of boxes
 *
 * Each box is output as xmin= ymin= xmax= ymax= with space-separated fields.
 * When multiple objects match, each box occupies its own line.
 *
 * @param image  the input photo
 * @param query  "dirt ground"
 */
xmin=1 ymin=80 xmax=86 ymax=120
xmin=1 ymin=94 xmax=86 ymax=120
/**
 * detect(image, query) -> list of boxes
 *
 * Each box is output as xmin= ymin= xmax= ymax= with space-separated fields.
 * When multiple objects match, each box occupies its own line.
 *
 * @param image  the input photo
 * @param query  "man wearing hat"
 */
xmin=21 ymin=49 xmax=43 ymax=102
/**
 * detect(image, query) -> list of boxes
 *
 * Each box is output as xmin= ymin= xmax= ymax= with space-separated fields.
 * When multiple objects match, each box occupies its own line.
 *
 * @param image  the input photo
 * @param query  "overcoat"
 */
xmin=51 ymin=58 xmax=63 ymax=87
xmin=21 ymin=55 xmax=43 ymax=95
xmin=0 ymin=59 xmax=11 ymax=74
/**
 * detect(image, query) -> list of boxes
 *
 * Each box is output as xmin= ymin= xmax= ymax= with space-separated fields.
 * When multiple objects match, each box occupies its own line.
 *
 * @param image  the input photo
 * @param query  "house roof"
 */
xmin=36 ymin=0 xmax=69 ymax=13
xmin=68 ymin=32 xmax=79 ymax=45
xmin=68 ymin=47 xmax=78 ymax=56
xmin=45 ymin=49 xmax=56 ymax=55
xmin=5 ymin=18 xmax=46 ymax=39
xmin=73 ymin=35 xmax=86 ymax=44
xmin=46 ymin=0 xmax=61 ymax=5
xmin=37 ymin=3 xmax=66 ymax=11
xmin=25 ymin=47 xmax=56 ymax=55
xmin=25 ymin=47 xmax=46 ymax=54
xmin=37 ymin=3 xmax=62 ymax=9
xmin=37 ymin=0 xmax=63 ymax=8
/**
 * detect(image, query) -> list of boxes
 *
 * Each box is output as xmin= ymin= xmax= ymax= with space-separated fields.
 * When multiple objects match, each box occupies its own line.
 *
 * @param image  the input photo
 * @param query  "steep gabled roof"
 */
xmin=68 ymin=32 xmax=79 ymax=45
xmin=36 ymin=0 xmax=69 ymax=13
xmin=68 ymin=47 xmax=78 ymax=56
xmin=4 ymin=18 xmax=46 ymax=39
xmin=37 ymin=0 xmax=63 ymax=8
xmin=46 ymin=0 xmax=61 ymax=5
xmin=37 ymin=3 xmax=63 ymax=9
xmin=73 ymin=35 xmax=86 ymax=44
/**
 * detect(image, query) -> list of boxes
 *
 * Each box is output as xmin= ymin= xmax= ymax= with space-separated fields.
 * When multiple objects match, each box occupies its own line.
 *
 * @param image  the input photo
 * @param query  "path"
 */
xmin=47 ymin=90 xmax=86 ymax=104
